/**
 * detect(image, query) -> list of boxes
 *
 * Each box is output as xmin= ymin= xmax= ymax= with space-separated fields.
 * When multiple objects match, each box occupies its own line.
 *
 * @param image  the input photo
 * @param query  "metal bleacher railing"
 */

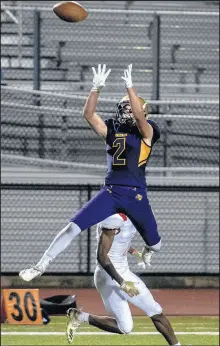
xmin=1 ymin=4 xmax=219 ymax=99
xmin=1 ymin=86 xmax=219 ymax=179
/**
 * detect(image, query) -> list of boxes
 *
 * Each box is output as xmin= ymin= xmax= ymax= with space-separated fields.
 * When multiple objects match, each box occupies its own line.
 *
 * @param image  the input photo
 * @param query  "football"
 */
xmin=53 ymin=1 xmax=88 ymax=22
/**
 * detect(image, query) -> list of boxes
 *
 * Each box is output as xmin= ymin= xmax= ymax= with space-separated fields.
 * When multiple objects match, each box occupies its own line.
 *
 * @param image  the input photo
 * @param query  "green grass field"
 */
xmin=1 ymin=316 xmax=219 ymax=345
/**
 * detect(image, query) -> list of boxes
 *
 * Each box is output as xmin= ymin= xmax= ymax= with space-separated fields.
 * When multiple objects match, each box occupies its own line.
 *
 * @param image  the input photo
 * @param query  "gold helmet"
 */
xmin=116 ymin=95 xmax=148 ymax=126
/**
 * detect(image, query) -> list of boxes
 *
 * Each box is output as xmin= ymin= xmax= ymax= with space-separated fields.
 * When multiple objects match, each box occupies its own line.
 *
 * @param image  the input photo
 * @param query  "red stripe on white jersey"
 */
xmin=119 ymin=213 xmax=127 ymax=221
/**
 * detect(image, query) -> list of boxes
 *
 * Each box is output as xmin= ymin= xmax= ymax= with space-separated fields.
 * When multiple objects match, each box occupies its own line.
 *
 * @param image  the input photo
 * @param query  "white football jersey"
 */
xmin=96 ymin=213 xmax=136 ymax=273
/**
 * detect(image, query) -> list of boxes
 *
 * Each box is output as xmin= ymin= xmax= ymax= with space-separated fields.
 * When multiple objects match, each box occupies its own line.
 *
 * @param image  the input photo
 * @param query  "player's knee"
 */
xmin=69 ymin=222 xmax=82 ymax=236
xmin=148 ymin=239 xmax=162 ymax=252
xmin=148 ymin=302 xmax=163 ymax=318
xmin=117 ymin=319 xmax=133 ymax=334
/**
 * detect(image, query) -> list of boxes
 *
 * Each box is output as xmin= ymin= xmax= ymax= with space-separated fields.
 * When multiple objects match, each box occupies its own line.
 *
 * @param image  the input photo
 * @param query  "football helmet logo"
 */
xmin=116 ymin=95 xmax=147 ymax=126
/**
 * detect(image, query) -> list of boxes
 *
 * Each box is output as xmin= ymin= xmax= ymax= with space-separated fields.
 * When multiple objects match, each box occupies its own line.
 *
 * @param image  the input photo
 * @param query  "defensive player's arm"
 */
xmin=128 ymin=247 xmax=142 ymax=260
xmin=127 ymin=87 xmax=153 ymax=146
xmin=83 ymin=91 xmax=107 ymax=139
xmin=128 ymin=246 xmax=146 ymax=269
xmin=97 ymin=228 xmax=124 ymax=285
xmin=128 ymin=246 xmax=139 ymax=256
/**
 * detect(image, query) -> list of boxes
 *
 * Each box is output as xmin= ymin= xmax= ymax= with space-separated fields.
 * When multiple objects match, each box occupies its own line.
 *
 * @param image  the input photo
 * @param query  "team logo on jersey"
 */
xmin=135 ymin=194 xmax=143 ymax=201
xmin=115 ymin=133 xmax=127 ymax=137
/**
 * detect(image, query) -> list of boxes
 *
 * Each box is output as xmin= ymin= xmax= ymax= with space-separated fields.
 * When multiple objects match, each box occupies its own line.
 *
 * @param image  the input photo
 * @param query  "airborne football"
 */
xmin=53 ymin=1 xmax=88 ymax=22
xmin=1 ymin=1 xmax=219 ymax=346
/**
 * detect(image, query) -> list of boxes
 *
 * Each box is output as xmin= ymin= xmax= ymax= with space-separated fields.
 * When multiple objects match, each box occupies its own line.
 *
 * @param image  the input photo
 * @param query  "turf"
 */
xmin=1 ymin=316 xmax=219 ymax=345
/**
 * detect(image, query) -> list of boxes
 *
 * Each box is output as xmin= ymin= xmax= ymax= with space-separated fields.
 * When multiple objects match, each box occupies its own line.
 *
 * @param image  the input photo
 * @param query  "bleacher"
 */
xmin=1 ymin=1 xmax=219 ymax=99
xmin=1 ymin=86 xmax=219 ymax=168
xmin=3 ymin=1 xmax=219 ymax=11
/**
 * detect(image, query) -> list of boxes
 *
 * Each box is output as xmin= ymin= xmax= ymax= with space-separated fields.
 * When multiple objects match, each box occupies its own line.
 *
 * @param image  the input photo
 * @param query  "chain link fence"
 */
xmin=1 ymin=184 xmax=219 ymax=274
xmin=159 ymin=12 xmax=219 ymax=98
xmin=1 ymin=87 xmax=219 ymax=169
xmin=1 ymin=5 xmax=219 ymax=99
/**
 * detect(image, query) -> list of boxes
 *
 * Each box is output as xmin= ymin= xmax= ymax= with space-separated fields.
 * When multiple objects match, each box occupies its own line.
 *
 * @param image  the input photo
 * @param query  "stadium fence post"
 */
xmin=163 ymin=119 xmax=172 ymax=176
xmin=33 ymin=10 xmax=41 ymax=92
xmin=151 ymin=13 xmax=160 ymax=114
xmin=33 ymin=10 xmax=45 ymax=159
xmin=87 ymin=185 xmax=92 ymax=273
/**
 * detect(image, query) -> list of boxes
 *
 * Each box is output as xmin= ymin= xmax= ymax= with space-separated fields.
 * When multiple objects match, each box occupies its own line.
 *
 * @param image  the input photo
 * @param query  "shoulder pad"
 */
xmin=100 ymin=214 xmax=124 ymax=229
xmin=104 ymin=118 xmax=115 ymax=127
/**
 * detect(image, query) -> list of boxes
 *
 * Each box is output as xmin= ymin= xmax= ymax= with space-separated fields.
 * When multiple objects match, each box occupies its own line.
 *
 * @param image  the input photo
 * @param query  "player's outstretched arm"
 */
xmin=97 ymin=228 xmax=124 ymax=285
xmin=128 ymin=247 xmax=146 ymax=269
xmin=83 ymin=64 xmax=111 ymax=139
xmin=121 ymin=64 xmax=153 ymax=146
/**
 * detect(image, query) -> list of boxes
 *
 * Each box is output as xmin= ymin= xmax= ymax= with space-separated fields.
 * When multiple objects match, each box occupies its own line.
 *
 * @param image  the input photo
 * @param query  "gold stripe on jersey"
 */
xmin=138 ymin=140 xmax=151 ymax=167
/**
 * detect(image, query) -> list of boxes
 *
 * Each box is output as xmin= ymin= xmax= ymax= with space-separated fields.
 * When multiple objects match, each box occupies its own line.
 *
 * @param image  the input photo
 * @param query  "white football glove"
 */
xmin=121 ymin=64 xmax=133 ymax=89
xmin=92 ymin=64 xmax=111 ymax=93
xmin=120 ymin=280 xmax=139 ymax=297
xmin=130 ymin=249 xmax=146 ymax=269
xmin=141 ymin=246 xmax=155 ymax=267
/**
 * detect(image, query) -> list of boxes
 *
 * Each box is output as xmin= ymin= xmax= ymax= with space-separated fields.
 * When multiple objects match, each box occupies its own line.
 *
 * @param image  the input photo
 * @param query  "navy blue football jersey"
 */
xmin=104 ymin=119 xmax=160 ymax=188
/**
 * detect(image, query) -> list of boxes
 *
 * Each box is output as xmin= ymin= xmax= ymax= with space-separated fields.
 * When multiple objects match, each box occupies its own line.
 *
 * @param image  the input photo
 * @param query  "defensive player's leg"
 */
xmin=86 ymin=267 xmax=133 ymax=334
xmin=122 ymin=270 xmax=181 ymax=346
xmin=67 ymin=267 xmax=133 ymax=337
xmin=121 ymin=269 xmax=162 ymax=316
xmin=66 ymin=296 xmax=129 ymax=344
xmin=19 ymin=187 xmax=115 ymax=282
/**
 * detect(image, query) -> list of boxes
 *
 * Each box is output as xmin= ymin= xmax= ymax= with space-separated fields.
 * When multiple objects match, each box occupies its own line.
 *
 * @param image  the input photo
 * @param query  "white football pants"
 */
xmin=94 ymin=266 xmax=162 ymax=334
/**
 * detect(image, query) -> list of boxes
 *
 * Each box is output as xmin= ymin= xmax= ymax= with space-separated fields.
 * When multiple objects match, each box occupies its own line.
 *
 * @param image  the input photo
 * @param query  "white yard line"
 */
xmin=49 ymin=322 xmax=218 ymax=326
xmin=2 ymin=331 xmax=219 ymax=336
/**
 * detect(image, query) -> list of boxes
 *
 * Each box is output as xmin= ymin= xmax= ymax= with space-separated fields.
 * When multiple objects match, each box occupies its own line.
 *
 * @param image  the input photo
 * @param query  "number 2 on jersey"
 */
xmin=112 ymin=137 xmax=126 ymax=166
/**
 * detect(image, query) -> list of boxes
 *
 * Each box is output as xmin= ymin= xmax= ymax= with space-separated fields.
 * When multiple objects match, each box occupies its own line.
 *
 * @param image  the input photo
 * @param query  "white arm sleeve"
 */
xmin=100 ymin=214 xmax=124 ymax=230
